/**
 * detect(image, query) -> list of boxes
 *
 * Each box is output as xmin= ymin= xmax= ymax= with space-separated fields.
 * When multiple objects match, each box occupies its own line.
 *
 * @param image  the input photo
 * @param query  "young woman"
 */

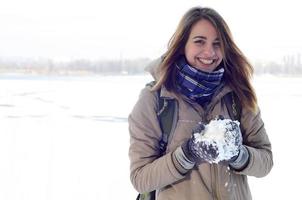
xmin=128 ymin=6 xmax=273 ymax=200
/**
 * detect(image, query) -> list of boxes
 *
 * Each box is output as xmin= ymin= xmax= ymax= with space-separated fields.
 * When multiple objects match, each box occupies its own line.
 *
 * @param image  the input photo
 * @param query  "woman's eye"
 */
xmin=194 ymin=40 xmax=205 ymax=45
xmin=213 ymin=42 xmax=221 ymax=48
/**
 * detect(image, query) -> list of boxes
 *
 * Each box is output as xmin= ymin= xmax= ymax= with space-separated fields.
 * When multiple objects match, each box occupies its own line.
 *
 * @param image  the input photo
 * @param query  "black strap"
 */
xmin=136 ymin=191 xmax=155 ymax=200
xmin=140 ymin=81 xmax=177 ymax=200
xmin=157 ymin=97 xmax=177 ymax=155
xmin=223 ymin=92 xmax=242 ymax=121
xmin=145 ymin=81 xmax=177 ymax=155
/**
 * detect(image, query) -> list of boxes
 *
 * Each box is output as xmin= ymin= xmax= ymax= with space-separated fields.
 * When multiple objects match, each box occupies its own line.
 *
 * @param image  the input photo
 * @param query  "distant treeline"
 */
xmin=0 ymin=57 xmax=152 ymax=75
xmin=0 ymin=53 xmax=302 ymax=75
xmin=254 ymin=54 xmax=302 ymax=75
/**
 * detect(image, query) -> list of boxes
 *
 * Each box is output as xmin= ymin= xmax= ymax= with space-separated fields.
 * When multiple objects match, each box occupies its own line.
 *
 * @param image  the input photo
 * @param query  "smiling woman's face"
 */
xmin=184 ymin=19 xmax=223 ymax=72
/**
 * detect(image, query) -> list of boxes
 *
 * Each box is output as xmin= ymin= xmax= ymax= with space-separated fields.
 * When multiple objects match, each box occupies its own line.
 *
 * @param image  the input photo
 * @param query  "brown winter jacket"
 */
xmin=128 ymin=66 xmax=273 ymax=200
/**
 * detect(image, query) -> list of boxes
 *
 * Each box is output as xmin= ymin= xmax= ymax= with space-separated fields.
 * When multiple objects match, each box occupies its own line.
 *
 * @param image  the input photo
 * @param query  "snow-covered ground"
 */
xmin=0 ymin=74 xmax=301 ymax=199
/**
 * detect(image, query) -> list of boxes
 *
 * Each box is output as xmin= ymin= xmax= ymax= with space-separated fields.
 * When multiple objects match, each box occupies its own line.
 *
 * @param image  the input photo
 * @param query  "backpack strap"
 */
xmin=146 ymin=81 xmax=178 ymax=155
xmin=223 ymin=92 xmax=242 ymax=121
xmin=136 ymin=191 xmax=155 ymax=200
xmin=157 ymin=97 xmax=177 ymax=155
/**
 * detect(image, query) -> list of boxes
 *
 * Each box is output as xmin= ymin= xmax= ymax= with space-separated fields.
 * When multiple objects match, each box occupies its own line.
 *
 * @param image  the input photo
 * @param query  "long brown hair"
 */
xmin=153 ymin=6 xmax=257 ymax=112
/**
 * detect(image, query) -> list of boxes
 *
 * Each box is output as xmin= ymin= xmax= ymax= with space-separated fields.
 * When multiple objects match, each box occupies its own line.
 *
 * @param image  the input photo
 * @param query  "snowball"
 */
xmin=193 ymin=118 xmax=241 ymax=163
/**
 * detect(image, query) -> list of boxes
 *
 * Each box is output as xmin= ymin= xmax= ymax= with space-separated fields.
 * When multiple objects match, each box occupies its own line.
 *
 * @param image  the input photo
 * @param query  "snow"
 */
xmin=193 ymin=119 xmax=241 ymax=163
xmin=0 ymin=74 xmax=302 ymax=199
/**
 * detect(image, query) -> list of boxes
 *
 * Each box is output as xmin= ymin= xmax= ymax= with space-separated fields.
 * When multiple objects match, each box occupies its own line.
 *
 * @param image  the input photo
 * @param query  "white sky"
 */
xmin=0 ymin=0 xmax=301 ymax=62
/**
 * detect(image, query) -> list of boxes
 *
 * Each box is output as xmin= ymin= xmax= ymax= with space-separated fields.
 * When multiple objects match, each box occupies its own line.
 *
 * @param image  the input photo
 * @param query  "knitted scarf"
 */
xmin=175 ymin=56 xmax=224 ymax=105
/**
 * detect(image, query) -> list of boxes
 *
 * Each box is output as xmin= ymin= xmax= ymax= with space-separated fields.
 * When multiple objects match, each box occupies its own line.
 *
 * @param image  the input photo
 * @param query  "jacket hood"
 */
xmin=145 ymin=57 xmax=162 ymax=81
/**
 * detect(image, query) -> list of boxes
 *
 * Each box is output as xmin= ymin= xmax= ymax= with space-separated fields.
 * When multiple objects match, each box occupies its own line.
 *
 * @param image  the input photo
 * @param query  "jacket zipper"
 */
xmin=210 ymin=165 xmax=217 ymax=200
xmin=213 ymin=165 xmax=221 ymax=200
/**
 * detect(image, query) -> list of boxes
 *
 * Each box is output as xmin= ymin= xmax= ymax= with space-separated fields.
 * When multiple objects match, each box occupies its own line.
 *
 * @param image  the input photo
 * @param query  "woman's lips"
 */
xmin=198 ymin=57 xmax=215 ymax=65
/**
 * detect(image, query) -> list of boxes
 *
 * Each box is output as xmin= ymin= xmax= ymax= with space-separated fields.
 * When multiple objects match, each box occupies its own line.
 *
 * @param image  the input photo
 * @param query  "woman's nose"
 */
xmin=202 ymin=44 xmax=215 ymax=57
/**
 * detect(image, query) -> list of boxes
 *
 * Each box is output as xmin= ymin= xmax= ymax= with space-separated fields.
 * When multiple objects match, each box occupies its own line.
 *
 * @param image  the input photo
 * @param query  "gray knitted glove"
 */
xmin=182 ymin=127 xmax=219 ymax=163
xmin=173 ymin=122 xmax=215 ymax=173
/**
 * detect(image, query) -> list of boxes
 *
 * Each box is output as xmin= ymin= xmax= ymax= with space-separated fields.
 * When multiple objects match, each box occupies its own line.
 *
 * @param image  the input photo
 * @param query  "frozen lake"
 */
xmin=0 ymin=74 xmax=301 ymax=199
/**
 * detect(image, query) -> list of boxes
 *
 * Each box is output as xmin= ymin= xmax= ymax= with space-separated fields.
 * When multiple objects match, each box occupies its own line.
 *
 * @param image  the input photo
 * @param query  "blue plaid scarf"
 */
xmin=175 ymin=56 xmax=224 ymax=104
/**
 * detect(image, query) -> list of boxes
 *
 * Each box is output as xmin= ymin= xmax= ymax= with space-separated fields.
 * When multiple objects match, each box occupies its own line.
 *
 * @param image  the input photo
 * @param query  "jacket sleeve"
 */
xmin=235 ymin=106 xmax=273 ymax=177
xmin=128 ymin=87 xmax=185 ymax=193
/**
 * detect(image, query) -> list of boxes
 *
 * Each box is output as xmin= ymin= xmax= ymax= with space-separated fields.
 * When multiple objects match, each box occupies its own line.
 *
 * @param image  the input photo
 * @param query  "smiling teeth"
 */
xmin=199 ymin=58 xmax=214 ymax=65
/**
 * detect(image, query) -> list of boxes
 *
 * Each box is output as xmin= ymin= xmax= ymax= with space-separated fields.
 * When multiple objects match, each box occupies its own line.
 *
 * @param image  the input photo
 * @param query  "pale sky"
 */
xmin=0 ymin=0 xmax=301 ymax=62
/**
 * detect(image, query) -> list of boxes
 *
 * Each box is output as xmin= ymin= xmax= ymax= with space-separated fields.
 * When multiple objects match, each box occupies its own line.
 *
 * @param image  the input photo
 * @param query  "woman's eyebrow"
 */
xmin=192 ymin=36 xmax=219 ymax=41
xmin=193 ymin=36 xmax=206 ymax=40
